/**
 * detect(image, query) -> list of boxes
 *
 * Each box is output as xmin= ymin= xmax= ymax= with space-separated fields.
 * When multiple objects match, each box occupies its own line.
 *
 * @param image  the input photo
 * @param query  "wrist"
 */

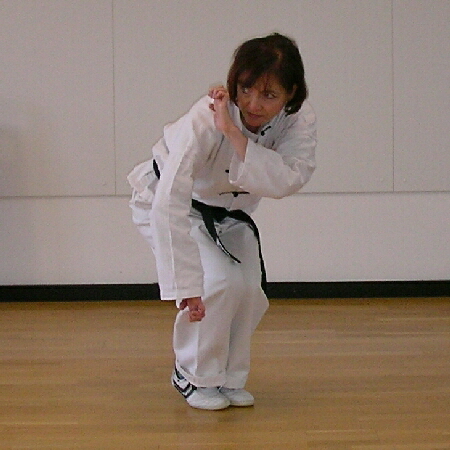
xmin=224 ymin=126 xmax=248 ymax=161
xmin=222 ymin=122 xmax=239 ymax=139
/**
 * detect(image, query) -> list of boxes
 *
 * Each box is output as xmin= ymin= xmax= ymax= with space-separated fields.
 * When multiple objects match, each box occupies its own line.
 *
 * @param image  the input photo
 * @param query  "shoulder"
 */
xmin=272 ymin=101 xmax=316 ymax=140
xmin=268 ymin=100 xmax=317 ymax=149
xmin=298 ymin=100 xmax=316 ymax=125
xmin=286 ymin=100 xmax=316 ymax=128
xmin=163 ymin=95 xmax=215 ymax=136
xmin=166 ymin=95 xmax=214 ymax=125
xmin=162 ymin=95 xmax=221 ymax=152
xmin=187 ymin=95 xmax=215 ymax=124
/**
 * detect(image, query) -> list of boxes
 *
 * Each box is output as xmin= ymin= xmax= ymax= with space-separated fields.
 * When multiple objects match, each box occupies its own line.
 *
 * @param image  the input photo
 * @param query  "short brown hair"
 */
xmin=227 ymin=33 xmax=308 ymax=115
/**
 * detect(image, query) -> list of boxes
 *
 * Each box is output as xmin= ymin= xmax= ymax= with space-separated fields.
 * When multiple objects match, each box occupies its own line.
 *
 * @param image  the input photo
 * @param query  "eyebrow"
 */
xmin=238 ymin=82 xmax=281 ymax=95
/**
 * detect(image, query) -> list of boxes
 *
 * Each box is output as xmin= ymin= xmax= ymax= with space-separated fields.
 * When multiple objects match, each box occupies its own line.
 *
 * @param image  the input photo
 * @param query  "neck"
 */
xmin=245 ymin=124 xmax=260 ymax=133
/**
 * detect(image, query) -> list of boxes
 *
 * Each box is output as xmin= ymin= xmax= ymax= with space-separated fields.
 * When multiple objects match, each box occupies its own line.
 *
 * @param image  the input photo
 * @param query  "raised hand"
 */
xmin=208 ymin=85 xmax=234 ymax=135
xmin=208 ymin=85 xmax=248 ymax=161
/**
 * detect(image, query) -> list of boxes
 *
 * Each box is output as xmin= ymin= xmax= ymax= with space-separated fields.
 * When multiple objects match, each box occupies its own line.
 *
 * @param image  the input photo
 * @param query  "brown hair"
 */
xmin=227 ymin=33 xmax=308 ymax=115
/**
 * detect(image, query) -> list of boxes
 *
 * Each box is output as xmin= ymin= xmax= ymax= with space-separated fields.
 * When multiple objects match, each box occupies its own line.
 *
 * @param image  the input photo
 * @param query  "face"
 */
xmin=236 ymin=74 xmax=295 ymax=133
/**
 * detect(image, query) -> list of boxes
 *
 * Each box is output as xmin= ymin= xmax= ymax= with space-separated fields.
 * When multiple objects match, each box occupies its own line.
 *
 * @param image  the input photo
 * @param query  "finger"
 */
xmin=189 ymin=312 xmax=201 ymax=322
xmin=214 ymin=90 xmax=227 ymax=100
xmin=179 ymin=299 xmax=187 ymax=310
xmin=209 ymin=87 xmax=228 ymax=100
xmin=209 ymin=83 xmax=225 ymax=97
xmin=189 ymin=308 xmax=205 ymax=322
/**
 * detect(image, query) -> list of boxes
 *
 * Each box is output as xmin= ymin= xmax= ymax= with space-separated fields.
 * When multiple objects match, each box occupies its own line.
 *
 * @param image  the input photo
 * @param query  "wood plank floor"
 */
xmin=0 ymin=298 xmax=449 ymax=449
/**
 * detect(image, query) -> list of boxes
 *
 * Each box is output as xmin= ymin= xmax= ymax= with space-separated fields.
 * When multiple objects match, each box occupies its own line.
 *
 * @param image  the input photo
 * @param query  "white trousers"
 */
xmin=130 ymin=192 xmax=269 ymax=389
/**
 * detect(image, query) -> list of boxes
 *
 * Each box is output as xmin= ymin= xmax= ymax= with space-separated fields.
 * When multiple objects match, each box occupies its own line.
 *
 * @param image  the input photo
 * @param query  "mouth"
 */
xmin=246 ymin=112 xmax=264 ymax=121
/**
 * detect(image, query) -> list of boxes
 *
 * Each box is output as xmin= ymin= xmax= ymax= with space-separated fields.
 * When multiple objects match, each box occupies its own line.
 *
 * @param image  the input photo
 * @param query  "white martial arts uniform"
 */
xmin=128 ymin=95 xmax=316 ymax=388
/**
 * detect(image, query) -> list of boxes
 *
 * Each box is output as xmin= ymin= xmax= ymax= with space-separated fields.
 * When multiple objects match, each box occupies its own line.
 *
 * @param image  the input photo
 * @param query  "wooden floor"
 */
xmin=0 ymin=298 xmax=449 ymax=449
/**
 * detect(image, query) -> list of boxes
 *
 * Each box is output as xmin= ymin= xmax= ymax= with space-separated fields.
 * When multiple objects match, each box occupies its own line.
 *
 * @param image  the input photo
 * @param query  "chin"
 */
xmin=246 ymin=117 xmax=264 ymax=127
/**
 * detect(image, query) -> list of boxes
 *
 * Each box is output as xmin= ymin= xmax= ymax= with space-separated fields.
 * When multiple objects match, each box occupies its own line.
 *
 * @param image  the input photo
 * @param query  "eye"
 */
xmin=240 ymin=86 xmax=250 ymax=94
xmin=264 ymin=91 xmax=277 ymax=99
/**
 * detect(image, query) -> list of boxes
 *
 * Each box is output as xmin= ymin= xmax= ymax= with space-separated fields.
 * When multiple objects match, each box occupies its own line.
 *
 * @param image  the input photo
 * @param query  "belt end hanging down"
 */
xmin=215 ymin=237 xmax=241 ymax=264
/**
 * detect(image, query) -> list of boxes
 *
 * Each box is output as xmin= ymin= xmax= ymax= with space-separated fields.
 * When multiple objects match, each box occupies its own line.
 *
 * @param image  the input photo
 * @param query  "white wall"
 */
xmin=1 ymin=193 xmax=448 ymax=285
xmin=1 ymin=1 xmax=449 ymax=286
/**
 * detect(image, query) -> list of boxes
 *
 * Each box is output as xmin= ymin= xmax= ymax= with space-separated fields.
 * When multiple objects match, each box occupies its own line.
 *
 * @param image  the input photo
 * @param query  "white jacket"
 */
xmin=128 ymin=95 xmax=317 ymax=303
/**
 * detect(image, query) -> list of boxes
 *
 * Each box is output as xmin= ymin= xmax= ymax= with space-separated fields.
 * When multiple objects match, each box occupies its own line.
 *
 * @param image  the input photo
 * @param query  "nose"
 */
xmin=247 ymin=93 xmax=262 ymax=112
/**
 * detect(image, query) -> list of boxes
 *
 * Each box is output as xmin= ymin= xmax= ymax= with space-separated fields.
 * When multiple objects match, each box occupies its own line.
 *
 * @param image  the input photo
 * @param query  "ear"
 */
xmin=288 ymin=84 xmax=297 ymax=101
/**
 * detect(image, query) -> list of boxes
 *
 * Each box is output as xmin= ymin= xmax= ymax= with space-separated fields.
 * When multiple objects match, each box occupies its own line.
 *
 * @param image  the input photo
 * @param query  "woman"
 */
xmin=128 ymin=33 xmax=317 ymax=410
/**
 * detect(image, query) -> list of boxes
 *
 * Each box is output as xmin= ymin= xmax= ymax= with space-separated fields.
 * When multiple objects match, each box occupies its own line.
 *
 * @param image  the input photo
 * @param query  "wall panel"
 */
xmin=0 ymin=1 xmax=114 ymax=197
xmin=393 ymin=0 xmax=450 ymax=192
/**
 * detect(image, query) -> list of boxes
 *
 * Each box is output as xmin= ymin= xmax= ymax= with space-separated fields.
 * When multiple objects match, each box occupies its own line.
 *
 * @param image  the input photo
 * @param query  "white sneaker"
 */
xmin=186 ymin=387 xmax=231 ymax=410
xmin=171 ymin=369 xmax=230 ymax=410
xmin=219 ymin=387 xmax=254 ymax=407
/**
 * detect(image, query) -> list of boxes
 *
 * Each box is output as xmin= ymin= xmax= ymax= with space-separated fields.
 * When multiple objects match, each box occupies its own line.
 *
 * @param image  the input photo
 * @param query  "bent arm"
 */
xmin=229 ymin=102 xmax=317 ymax=198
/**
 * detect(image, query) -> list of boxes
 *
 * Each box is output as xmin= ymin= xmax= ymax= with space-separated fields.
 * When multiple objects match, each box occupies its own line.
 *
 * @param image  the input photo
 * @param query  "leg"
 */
xmin=217 ymin=220 xmax=269 ymax=388
xmin=173 ymin=217 xmax=244 ymax=387
xmin=173 ymin=218 xmax=268 ymax=389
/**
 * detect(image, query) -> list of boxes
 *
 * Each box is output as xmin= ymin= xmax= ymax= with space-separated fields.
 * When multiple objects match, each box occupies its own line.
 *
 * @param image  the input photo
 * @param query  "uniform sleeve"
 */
xmin=229 ymin=102 xmax=317 ymax=199
xmin=151 ymin=98 xmax=218 ymax=304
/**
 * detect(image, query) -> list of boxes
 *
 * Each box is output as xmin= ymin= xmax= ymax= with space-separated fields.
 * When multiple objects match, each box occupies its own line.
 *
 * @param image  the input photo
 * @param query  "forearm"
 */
xmin=209 ymin=85 xmax=248 ymax=161
xmin=223 ymin=124 xmax=248 ymax=162
xmin=229 ymin=139 xmax=316 ymax=198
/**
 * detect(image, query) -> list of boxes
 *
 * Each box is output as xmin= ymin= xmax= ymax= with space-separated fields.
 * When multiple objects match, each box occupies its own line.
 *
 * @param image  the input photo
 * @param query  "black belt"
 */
xmin=153 ymin=159 xmax=266 ymax=293
xmin=191 ymin=199 xmax=267 ymax=293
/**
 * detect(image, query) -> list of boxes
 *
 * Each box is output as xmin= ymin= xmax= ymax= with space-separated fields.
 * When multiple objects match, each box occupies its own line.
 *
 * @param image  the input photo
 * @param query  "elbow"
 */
xmin=272 ymin=164 xmax=316 ymax=198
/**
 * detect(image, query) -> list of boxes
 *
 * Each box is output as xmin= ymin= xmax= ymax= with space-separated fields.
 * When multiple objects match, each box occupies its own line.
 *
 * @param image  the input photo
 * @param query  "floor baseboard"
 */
xmin=0 ymin=281 xmax=448 ymax=302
